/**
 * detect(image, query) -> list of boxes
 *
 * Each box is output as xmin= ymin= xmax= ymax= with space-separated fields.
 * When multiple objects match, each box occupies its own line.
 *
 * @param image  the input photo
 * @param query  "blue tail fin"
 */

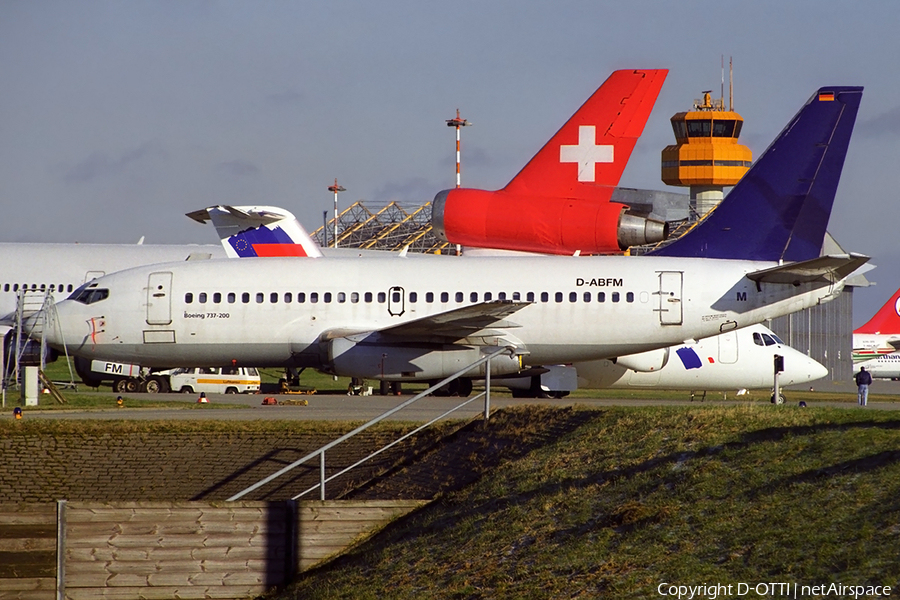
xmin=651 ymin=87 xmax=862 ymax=261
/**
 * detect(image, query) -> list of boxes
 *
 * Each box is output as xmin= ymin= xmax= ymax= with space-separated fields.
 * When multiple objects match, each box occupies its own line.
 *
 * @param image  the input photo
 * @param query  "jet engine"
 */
xmin=615 ymin=347 xmax=670 ymax=372
xmin=322 ymin=334 xmax=523 ymax=381
xmin=431 ymin=189 xmax=668 ymax=255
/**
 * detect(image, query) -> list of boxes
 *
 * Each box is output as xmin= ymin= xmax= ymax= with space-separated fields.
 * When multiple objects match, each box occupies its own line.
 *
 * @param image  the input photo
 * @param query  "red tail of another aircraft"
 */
xmin=855 ymin=286 xmax=900 ymax=335
xmin=432 ymin=69 xmax=668 ymax=255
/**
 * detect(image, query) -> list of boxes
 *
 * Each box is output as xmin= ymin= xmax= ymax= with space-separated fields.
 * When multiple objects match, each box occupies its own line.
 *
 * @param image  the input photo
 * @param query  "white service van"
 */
xmin=166 ymin=367 xmax=260 ymax=395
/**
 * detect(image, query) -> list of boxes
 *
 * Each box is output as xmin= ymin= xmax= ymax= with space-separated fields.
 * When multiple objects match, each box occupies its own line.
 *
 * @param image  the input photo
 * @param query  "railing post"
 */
xmin=319 ymin=451 xmax=326 ymax=501
xmin=56 ymin=499 xmax=66 ymax=600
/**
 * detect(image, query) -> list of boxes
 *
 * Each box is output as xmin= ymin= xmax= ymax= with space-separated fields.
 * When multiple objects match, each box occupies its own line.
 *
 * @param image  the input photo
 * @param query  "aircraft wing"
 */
xmin=746 ymin=253 xmax=870 ymax=286
xmin=380 ymin=300 xmax=530 ymax=339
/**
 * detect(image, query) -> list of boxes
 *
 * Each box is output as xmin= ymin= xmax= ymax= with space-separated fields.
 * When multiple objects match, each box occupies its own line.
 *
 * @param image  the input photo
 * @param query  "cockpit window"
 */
xmin=70 ymin=286 xmax=110 ymax=305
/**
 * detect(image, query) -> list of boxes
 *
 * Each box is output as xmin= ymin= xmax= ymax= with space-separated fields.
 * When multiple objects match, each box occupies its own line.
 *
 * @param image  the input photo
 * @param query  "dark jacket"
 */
xmin=855 ymin=370 xmax=873 ymax=386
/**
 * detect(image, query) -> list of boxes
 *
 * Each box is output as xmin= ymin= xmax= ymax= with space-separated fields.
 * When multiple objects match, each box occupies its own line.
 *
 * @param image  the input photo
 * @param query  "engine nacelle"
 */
xmin=432 ymin=188 xmax=668 ymax=255
xmin=615 ymin=347 xmax=670 ymax=372
xmin=323 ymin=334 xmax=523 ymax=381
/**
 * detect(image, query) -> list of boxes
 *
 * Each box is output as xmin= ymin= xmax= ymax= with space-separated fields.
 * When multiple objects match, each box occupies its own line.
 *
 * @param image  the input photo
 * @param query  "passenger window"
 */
xmin=583 ymin=292 xmax=591 ymax=302
xmin=242 ymin=292 xmax=250 ymax=304
xmin=392 ymin=291 xmax=401 ymax=303
xmin=498 ymin=292 xmax=506 ymax=300
xmin=213 ymin=292 xmax=222 ymax=304
xmin=256 ymin=293 xmax=264 ymax=304
xmin=377 ymin=292 xmax=386 ymax=303
xmin=364 ymin=292 xmax=372 ymax=303
xmin=555 ymin=292 xmax=563 ymax=303
xmin=512 ymin=292 xmax=520 ymax=301
xmin=440 ymin=292 xmax=449 ymax=303
xmin=352 ymin=292 xmax=360 ymax=303
xmin=298 ymin=292 xmax=306 ymax=303
xmin=3 ymin=284 xmax=8 ymax=292
xmin=598 ymin=292 xmax=605 ymax=302
xmin=626 ymin=292 xmax=634 ymax=303
xmin=455 ymin=292 xmax=463 ymax=302
xmin=540 ymin=292 xmax=548 ymax=302
xmin=13 ymin=284 xmax=18 ymax=292
xmin=199 ymin=293 xmax=207 ymax=304
xmin=426 ymin=292 xmax=434 ymax=303
xmin=470 ymin=292 xmax=478 ymax=302
xmin=612 ymin=292 xmax=620 ymax=303
xmin=484 ymin=292 xmax=492 ymax=301
xmin=67 ymin=285 xmax=73 ymax=292
xmin=310 ymin=292 xmax=319 ymax=303
xmin=228 ymin=292 xmax=236 ymax=304
xmin=270 ymin=292 xmax=278 ymax=303
xmin=569 ymin=292 xmax=577 ymax=302
xmin=526 ymin=292 xmax=535 ymax=302
xmin=185 ymin=293 xmax=193 ymax=304
xmin=284 ymin=292 xmax=292 ymax=303
xmin=324 ymin=292 xmax=332 ymax=303
xmin=338 ymin=292 xmax=346 ymax=303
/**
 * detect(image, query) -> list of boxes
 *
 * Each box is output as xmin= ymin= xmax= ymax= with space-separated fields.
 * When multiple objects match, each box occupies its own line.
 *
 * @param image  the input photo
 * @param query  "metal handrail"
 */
xmin=226 ymin=345 xmax=516 ymax=501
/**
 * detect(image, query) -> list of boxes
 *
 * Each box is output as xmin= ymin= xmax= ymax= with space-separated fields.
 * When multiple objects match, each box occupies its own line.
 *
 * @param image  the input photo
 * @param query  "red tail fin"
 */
xmin=854 ymin=286 xmax=900 ymax=334
xmin=503 ymin=69 xmax=667 ymax=198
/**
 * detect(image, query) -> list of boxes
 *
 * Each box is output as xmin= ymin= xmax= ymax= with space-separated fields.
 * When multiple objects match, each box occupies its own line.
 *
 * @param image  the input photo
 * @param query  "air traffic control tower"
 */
xmin=660 ymin=90 xmax=752 ymax=216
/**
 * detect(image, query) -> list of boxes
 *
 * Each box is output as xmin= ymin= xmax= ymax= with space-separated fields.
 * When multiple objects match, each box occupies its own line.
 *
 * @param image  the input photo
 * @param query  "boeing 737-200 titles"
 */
xmin=32 ymin=87 xmax=864 ymax=389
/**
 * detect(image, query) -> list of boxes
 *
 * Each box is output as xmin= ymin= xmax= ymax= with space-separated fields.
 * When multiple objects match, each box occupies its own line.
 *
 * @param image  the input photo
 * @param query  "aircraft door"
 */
xmin=146 ymin=272 xmax=173 ymax=325
xmin=657 ymin=271 xmax=683 ymax=325
xmin=388 ymin=286 xmax=405 ymax=317
xmin=717 ymin=329 xmax=738 ymax=364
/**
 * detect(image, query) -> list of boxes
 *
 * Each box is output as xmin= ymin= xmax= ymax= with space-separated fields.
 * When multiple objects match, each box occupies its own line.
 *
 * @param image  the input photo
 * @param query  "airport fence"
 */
xmin=0 ymin=499 xmax=425 ymax=600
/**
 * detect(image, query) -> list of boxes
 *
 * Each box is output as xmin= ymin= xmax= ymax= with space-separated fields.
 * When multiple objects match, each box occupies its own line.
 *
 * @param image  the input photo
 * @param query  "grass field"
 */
xmin=280 ymin=404 xmax=900 ymax=599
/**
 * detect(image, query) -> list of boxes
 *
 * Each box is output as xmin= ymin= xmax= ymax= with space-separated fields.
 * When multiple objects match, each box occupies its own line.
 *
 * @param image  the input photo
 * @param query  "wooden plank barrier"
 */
xmin=0 ymin=500 xmax=424 ymax=600
xmin=0 ymin=503 xmax=57 ymax=600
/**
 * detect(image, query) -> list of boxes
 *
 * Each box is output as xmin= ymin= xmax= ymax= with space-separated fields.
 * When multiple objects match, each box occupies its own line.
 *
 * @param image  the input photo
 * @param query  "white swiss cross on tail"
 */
xmin=559 ymin=125 xmax=614 ymax=182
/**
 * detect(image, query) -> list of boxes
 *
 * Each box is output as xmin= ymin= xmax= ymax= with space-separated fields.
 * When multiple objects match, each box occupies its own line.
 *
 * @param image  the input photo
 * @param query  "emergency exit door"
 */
xmin=657 ymin=271 xmax=683 ymax=325
xmin=146 ymin=272 xmax=173 ymax=325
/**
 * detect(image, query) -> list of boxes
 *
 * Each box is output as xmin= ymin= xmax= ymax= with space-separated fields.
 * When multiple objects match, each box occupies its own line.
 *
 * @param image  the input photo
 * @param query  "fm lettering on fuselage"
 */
xmin=576 ymin=278 xmax=622 ymax=287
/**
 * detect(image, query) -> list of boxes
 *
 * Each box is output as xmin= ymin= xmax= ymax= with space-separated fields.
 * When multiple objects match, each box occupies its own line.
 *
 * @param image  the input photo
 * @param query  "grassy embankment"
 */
xmin=280 ymin=404 xmax=900 ymax=599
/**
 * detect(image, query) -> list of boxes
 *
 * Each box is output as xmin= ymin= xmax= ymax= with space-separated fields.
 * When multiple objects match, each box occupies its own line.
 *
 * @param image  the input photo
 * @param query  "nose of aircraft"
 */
xmin=781 ymin=348 xmax=829 ymax=385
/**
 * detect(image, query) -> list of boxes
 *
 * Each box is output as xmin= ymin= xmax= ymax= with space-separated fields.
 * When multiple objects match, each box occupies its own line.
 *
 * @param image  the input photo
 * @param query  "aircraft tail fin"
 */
xmin=651 ymin=86 xmax=862 ymax=262
xmin=186 ymin=205 xmax=324 ymax=258
xmin=854 ymin=286 xmax=900 ymax=335
xmin=502 ymin=69 xmax=667 ymax=198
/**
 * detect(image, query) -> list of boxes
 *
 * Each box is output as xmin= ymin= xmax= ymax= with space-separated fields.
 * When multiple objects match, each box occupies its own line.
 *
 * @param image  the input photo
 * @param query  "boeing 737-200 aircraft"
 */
xmin=33 ymin=86 xmax=864 ymax=391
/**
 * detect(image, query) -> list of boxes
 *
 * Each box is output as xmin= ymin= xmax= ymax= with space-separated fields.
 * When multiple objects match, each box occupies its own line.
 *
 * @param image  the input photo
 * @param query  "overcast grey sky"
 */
xmin=2 ymin=1 xmax=899 ymax=326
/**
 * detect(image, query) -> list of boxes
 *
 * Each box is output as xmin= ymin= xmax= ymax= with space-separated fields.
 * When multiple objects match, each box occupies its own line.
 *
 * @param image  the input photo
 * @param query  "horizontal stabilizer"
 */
xmin=186 ymin=205 xmax=323 ymax=259
xmin=746 ymin=253 xmax=870 ymax=285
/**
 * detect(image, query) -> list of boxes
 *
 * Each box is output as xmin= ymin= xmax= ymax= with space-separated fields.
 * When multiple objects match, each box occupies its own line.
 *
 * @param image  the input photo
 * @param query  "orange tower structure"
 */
xmin=661 ymin=66 xmax=752 ymax=216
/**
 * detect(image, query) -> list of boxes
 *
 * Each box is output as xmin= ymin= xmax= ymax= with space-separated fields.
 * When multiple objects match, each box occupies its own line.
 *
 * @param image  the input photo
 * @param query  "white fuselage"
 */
xmin=854 ymin=353 xmax=900 ymax=380
xmin=852 ymin=333 xmax=900 ymax=362
xmin=576 ymin=324 xmax=827 ymax=390
xmin=41 ymin=253 xmax=845 ymax=376
xmin=0 ymin=243 xmax=224 ymax=324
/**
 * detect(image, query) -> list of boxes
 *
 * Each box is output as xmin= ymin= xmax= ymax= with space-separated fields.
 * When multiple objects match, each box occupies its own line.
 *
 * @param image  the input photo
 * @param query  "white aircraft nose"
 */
xmin=780 ymin=347 xmax=828 ymax=385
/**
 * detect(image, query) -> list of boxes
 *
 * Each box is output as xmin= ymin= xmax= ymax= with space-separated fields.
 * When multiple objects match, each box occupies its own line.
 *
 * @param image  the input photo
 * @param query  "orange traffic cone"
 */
xmin=197 ymin=392 xmax=209 ymax=404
